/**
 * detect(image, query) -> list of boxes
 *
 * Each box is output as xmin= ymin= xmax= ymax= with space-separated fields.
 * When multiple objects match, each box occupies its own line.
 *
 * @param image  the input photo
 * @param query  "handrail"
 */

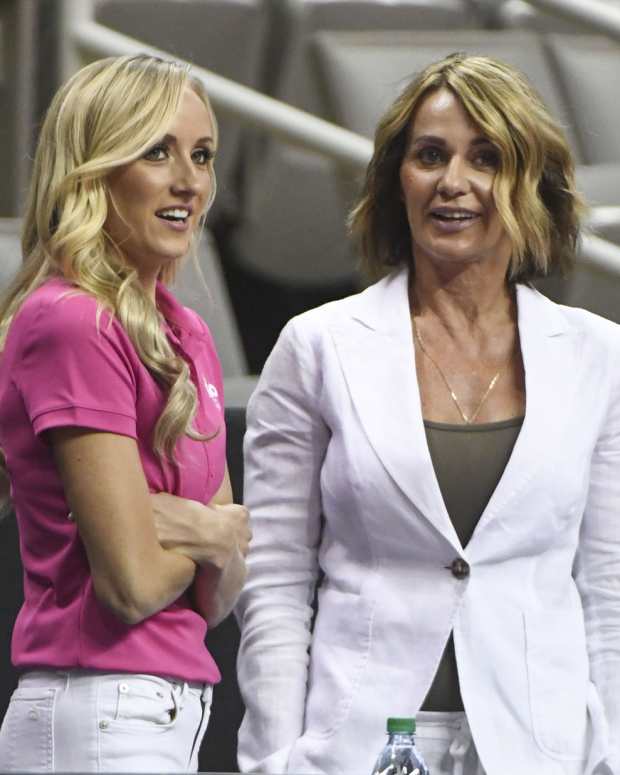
xmin=72 ymin=20 xmax=373 ymax=171
xmin=523 ymin=0 xmax=620 ymax=42
xmin=70 ymin=19 xmax=620 ymax=277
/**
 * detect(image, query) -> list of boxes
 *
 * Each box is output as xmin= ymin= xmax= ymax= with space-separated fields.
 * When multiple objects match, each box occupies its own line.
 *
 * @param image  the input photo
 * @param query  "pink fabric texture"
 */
xmin=0 ymin=279 xmax=225 ymax=683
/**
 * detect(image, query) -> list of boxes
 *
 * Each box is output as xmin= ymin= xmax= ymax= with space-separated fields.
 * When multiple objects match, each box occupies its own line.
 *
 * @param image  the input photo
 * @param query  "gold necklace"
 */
xmin=412 ymin=315 xmax=503 ymax=425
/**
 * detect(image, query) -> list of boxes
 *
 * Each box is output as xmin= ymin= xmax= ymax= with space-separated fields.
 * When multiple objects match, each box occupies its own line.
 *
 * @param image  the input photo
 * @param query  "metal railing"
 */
xmin=65 ymin=7 xmax=372 ymax=171
xmin=56 ymin=0 xmax=620 ymax=277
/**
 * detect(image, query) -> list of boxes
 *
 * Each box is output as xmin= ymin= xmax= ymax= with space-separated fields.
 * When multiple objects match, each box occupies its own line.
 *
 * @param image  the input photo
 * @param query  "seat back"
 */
xmin=314 ymin=29 xmax=582 ymax=158
xmin=233 ymin=2 xmax=485 ymax=288
xmin=172 ymin=230 xmax=248 ymax=377
xmin=0 ymin=219 xmax=22 ymax=290
xmin=545 ymin=34 xmax=620 ymax=165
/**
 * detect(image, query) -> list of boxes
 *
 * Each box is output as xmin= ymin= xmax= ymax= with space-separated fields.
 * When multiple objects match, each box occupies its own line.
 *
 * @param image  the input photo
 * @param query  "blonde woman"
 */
xmin=0 ymin=55 xmax=249 ymax=772
xmin=236 ymin=54 xmax=619 ymax=775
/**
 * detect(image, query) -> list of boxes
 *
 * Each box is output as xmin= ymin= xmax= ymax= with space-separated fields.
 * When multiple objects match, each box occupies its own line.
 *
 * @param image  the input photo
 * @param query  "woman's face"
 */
xmin=105 ymin=86 xmax=215 ymax=289
xmin=399 ymin=87 xmax=513 ymax=275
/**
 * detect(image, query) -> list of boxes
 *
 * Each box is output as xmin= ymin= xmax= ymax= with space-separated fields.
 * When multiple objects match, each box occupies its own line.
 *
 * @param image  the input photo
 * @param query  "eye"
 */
xmin=472 ymin=146 xmax=500 ymax=169
xmin=192 ymin=147 xmax=215 ymax=165
xmin=415 ymin=146 xmax=445 ymax=166
xmin=143 ymin=144 xmax=168 ymax=162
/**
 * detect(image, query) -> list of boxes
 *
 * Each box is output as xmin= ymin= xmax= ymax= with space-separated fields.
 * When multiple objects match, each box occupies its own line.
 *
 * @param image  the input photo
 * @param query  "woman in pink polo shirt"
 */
xmin=0 ymin=54 xmax=249 ymax=772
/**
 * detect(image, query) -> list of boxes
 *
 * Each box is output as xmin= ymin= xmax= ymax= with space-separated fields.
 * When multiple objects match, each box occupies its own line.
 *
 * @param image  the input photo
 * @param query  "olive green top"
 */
xmin=420 ymin=416 xmax=524 ymax=712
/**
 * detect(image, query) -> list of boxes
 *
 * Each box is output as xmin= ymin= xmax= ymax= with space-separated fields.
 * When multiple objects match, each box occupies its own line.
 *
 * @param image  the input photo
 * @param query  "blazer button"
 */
xmin=450 ymin=558 xmax=470 ymax=580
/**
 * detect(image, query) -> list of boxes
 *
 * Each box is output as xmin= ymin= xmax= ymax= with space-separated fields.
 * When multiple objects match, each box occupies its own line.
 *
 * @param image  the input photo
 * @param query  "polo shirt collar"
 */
xmin=156 ymin=282 xmax=204 ymax=338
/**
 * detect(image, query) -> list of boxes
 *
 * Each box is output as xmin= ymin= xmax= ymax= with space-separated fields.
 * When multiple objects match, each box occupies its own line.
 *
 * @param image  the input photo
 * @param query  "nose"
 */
xmin=437 ymin=155 xmax=470 ymax=199
xmin=170 ymin=157 xmax=201 ymax=198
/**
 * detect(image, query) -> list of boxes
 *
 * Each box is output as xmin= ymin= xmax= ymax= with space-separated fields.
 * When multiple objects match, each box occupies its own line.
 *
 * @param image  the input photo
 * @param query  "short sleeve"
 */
xmin=14 ymin=292 xmax=138 ymax=438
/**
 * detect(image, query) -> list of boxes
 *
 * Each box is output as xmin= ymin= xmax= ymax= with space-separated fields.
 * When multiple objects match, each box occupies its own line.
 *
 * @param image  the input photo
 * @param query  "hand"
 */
xmin=151 ymin=492 xmax=251 ymax=570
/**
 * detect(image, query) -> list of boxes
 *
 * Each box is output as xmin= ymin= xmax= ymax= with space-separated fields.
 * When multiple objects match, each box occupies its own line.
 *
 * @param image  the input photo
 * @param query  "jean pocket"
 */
xmin=97 ymin=675 xmax=179 ymax=732
xmin=0 ymin=687 xmax=56 ymax=772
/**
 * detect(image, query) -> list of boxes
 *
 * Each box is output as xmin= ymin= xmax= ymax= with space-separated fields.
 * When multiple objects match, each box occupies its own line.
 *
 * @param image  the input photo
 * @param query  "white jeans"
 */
xmin=414 ymin=712 xmax=485 ymax=775
xmin=414 ymin=712 xmax=593 ymax=775
xmin=0 ymin=669 xmax=213 ymax=772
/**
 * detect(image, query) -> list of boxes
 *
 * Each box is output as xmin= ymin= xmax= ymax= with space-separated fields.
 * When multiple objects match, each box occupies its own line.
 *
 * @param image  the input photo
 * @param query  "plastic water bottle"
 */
xmin=371 ymin=717 xmax=430 ymax=775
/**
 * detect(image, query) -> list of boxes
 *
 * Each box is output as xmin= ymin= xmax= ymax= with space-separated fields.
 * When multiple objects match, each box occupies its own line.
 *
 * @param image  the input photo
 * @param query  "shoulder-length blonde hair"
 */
xmin=349 ymin=52 xmax=584 ymax=282
xmin=0 ymin=53 xmax=218 ymax=459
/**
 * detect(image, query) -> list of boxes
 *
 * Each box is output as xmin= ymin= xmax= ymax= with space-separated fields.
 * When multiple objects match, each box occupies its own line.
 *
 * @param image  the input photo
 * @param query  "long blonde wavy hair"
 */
xmin=0 ymin=54 xmax=218 ymax=459
xmin=350 ymin=52 xmax=584 ymax=281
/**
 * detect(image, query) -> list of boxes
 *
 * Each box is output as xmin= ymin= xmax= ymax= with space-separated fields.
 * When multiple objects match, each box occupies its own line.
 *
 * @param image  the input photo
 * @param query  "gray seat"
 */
xmin=545 ymin=33 xmax=620 ymax=166
xmin=95 ymin=0 xmax=269 ymax=221
xmin=233 ymin=0 xmax=483 ymax=288
xmin=0 ymin=219 xmax=22 ymax=288
xmin=0 ymin=3 xmax=36 ymax=217
xmin=537 ymin=240 xmax=620 ymax=326
xmin=575 ymin=165 xmax=620 ymax=248
xmin=270 ymin=0 xmax=482 ymax=118
xmin=172 ymin=229 xmax=248 ymax=377
xmin=313 ymin=29 xmax=582 ymax=158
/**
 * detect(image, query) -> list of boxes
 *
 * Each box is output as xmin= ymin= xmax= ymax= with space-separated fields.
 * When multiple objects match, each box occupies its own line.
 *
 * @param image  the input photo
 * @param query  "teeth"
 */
xmin=434 ymin=211 xmax=475 ymax=220
xmin=158 ymin=208 xmax=189 ymax=220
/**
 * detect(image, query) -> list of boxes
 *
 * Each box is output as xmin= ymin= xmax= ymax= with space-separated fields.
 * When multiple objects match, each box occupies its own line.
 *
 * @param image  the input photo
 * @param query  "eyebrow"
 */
xmin=159 ymin=133 xmax=215 ymax=146
xmin=410 ymin=134 xmax=494 ymax=147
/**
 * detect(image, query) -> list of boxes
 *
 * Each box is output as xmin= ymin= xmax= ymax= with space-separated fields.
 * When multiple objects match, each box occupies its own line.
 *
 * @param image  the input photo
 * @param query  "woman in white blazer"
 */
xmin=236 ymin=54 xmax=619 ymax=775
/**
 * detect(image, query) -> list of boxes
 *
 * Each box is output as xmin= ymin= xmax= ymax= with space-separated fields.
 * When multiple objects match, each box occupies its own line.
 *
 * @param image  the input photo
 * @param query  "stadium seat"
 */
xmin=313 ymin=28 xmax=582 ymax=158
xmin=231 ymin=0 xmax=485 ymax=289
xmin=0 ymin=219 xmax=22 ymax=288
xmin=545 ymin=33 xmax=620 ymax=165
xmin=172 ymin=230 xmax=250 ymax=377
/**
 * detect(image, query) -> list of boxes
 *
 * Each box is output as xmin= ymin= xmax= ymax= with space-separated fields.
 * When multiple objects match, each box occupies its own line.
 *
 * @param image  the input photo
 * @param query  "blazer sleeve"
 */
xmin=574 ymin=332 xmax=620 ymax=774
xmin=235 ymin=315 xmax=330 ymax=772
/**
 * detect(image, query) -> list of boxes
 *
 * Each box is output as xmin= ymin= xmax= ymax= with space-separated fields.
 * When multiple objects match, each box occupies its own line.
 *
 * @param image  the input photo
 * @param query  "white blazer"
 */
xmin=236 ymin=269 xmax=620 ymax=775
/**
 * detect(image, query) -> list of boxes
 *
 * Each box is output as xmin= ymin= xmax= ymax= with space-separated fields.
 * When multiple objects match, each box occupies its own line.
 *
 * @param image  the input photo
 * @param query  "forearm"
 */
xmin=99 ymin=548 xmax=197 ymax=625
xmin=50 ymin=428 xmax=199 ymax=626
xmin=192 ymin=548 xmax=247 ymax=627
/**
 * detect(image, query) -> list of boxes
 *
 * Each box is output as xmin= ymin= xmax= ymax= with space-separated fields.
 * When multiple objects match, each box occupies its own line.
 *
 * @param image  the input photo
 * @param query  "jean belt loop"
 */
xmin=449 ymin=732 xmax=471 ymax=775
xmin=176 ymin=681 xmax=190 ymax=713
xmin=201 ymin=683 xmax=212 ymax=703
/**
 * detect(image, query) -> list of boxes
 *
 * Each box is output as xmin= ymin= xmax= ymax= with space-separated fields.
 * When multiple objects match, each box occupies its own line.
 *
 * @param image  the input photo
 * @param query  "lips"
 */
xmin=429 ymin=207 xmax=480 ymax=222
xmin=155 ymin=206 xmax=192 ymax=223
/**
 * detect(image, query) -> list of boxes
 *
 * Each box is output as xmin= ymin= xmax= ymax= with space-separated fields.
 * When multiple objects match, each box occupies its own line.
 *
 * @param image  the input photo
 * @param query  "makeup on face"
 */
xmin=105 ymin=87 xmax=216 ymax=292
xmin=399 ymin=88 xmax=512 ymax=273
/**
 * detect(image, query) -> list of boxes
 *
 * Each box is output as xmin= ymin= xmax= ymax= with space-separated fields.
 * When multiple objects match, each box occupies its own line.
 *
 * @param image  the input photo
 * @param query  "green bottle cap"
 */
xmin=387 ymin=717 xmax=416 ymax=734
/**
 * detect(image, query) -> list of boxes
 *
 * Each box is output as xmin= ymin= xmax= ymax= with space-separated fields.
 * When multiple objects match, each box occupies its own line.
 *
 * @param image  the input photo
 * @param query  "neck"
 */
xmin=410 ymin=258 xmax=515 ymax=333
xmin=139 ymin=272 xmax=159 ymax=304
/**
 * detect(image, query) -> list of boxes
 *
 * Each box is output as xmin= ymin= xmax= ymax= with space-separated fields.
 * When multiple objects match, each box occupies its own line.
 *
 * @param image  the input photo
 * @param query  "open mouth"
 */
xmin=155 ymin=207 xmax=191 ymax=224
xmin=430 ymin=207 xmax=480 ymax=223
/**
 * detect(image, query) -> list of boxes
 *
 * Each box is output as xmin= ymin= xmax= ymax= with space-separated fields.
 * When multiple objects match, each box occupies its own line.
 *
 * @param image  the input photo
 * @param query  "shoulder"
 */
xmin=11 ymin=279 xmax=133 ymax=361
xmin=15 ymin=279 xmax=115 ymax=333
xmin=280 ymin=272 xmax=397 ymax=346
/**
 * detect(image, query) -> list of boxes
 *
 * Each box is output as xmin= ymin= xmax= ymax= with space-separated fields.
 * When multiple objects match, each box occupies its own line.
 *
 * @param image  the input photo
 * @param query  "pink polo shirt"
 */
xmin=0 ymin=278 xmax=225 ymax=683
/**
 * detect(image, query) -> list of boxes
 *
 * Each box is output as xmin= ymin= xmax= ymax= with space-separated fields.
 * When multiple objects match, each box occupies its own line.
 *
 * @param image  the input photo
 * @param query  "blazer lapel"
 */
xmin=472 ymin=284 xmax=574 ymax=540
xmin=328 ymin=269 xmax=461 ymax=550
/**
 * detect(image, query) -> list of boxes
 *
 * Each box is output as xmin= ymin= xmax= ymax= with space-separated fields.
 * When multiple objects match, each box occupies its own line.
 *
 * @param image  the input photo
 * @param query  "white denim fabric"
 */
xmin=415 ymin=712 xmax=602 ymax=775
xmin=0 ymin=669 xmax=213 ymax=772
